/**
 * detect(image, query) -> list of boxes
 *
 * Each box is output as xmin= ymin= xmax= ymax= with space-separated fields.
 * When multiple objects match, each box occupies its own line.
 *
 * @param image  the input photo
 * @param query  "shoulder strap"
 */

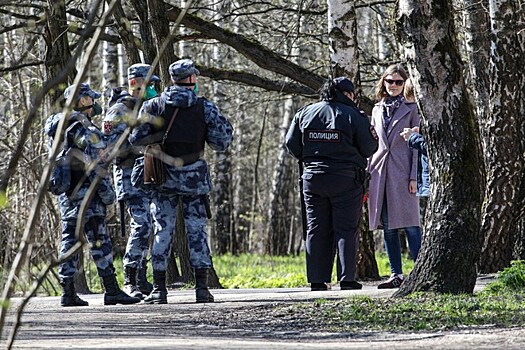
xmin=63 ymin=120 xmax=81 ymax=150
xmin=162 ymin=108 xmax=179 ymax=145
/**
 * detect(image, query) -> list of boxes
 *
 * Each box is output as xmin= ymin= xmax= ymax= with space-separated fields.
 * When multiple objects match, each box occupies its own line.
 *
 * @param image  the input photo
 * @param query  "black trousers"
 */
xmin=303 ymin=172 xmax=363 ymax=283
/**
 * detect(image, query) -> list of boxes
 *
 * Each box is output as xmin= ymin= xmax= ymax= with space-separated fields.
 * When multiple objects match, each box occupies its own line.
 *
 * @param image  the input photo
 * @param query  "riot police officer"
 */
xmin=285 ymin=77 xmax=378 ymax=291
xmin=129 ymin=59 xmax=233 ymax=303
xmin=45 ymin=83 xmax=141 ymax=306
xmin=103 ymin=64 xmax=160 ymax=299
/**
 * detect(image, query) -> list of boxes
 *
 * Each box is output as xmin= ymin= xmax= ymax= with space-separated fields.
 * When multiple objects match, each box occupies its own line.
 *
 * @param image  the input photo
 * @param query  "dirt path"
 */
xmin=2 ymin=278 xmax=525 ymax=349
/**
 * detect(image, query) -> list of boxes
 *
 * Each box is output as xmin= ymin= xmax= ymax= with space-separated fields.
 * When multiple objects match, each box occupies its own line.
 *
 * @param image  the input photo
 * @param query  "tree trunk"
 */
xmin=477 ymin=0 xmax=525 ymax=273
xmin=102 ymin=26 xmax=119 ymax=108
xmin=209 ymin=8 xmax=234 ymax=254
xmin=212 ymin=149 xmax=233 ymax=254
xmin=44 ymin=0 xmax=88 ymax=293
xmin=108 ymin=0 xmax=141 ymax=65
xmin=129 ymin=0 xmax=157 ymax=64
xmin=395 ymin=0 xmax=482 ymax=296
xmin=327 ymin=0 xmax=359 ymax=85
xmin=356 ymin=204 xmax=379 ymax=280
xmin=265 ymin=96 xmax=297 ymax=255
xmin=169 ymin=201 xmax=192 ymax=285
xmin=328 ymin=0 xmax=377 ymax=276
xmin=43 ymin=0 xmax=75 ymax=104
xmin=147 ymin=0 xmax=177 ymax=83
xmin=514 ymin=216 xmax=525 ymax=260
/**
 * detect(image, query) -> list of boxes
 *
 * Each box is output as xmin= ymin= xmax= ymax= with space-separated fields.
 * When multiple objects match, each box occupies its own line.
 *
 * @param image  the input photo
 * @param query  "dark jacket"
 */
xmin=284 ymin=91 xmax=378 ymax=174
xmin=408 ymin=132 xmax=430 ymax=197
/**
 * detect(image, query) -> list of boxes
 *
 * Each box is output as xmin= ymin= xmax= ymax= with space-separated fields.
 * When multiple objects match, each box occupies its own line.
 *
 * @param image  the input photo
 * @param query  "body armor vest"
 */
xmin=163 ymin=98 xmax=206 ymax=162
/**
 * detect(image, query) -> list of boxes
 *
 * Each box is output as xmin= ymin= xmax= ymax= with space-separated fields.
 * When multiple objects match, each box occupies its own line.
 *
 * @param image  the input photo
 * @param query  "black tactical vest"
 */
xmin=162 ymin=98 xmax=206 ymax=162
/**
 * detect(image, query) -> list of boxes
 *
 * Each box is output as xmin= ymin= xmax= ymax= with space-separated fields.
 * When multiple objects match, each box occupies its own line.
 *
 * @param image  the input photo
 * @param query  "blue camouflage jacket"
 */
xmin=103 ymin=93 xmax=148 ymax=201
xmin=45 ymin=111 xmax=115 ymax=219
xmin=129 ymin=86 xmax=233 ymax=195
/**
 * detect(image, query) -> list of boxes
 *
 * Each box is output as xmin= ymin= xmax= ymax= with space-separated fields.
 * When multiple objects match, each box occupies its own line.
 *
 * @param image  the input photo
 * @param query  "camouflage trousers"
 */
xmin=150 ymin=193 xmax=212 ymax=271
xmin=122 ymin=195 xmax=153 ymax=268
xmin=58 ymin=216 xmax=115 ymax=281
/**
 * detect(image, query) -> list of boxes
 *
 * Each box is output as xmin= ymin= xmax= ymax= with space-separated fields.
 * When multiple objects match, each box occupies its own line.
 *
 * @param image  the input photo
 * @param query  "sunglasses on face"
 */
xmin=384 ymin=79 xmax=405 ymax=86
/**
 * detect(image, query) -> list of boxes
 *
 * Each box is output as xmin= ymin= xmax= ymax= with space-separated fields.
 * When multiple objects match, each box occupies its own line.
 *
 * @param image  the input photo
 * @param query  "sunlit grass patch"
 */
xmin=288 ymin=261 xmax=525 ymax=332
xmin=214 ymin=252 xmax=415 ymax=289
xmin=295 ymin=291 xmax=525 ymax=332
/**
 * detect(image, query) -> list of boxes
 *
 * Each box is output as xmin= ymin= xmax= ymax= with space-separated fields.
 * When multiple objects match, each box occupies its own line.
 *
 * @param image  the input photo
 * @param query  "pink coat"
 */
xmin=367 ymin=101 xmax=420 ymax=230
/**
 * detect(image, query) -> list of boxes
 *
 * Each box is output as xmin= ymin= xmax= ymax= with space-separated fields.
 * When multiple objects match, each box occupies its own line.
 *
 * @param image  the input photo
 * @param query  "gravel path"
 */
xmin=2 ymin=278 xmax=524 ymax=349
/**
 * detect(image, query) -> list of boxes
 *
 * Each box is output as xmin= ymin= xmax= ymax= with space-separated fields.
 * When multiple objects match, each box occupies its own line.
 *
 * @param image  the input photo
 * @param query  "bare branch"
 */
xmin=201 ymin=66 xmax=316 ymax=96
xmin=0 ymin=61 xmax=45 ymax=73
xmin=166 ymin=4 xmax=325 ymax=91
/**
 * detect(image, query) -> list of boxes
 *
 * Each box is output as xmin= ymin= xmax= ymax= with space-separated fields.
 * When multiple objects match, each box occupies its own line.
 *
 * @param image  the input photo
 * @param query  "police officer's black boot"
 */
xmin=137 ymin=260 xmax=153 ymax=295
xmin=60 ymin=278 xmax=89 ymax=307
xmin=123 ymin=266 xmax=143 ymax=299
xmin=144 ymin=270 xmax=168 ymax=304
xmin=195 ymin=268 xmax=214 ymax=303
xmin=102 ymin=274 xmax=141 ymax=305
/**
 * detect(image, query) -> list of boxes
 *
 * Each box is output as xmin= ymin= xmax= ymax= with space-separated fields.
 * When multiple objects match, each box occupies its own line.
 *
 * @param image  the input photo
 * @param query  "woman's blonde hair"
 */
xmin=404 ymin=78 xmax=415 ymax=102
xmin=374 ymin=64 xmax=409 ymax=101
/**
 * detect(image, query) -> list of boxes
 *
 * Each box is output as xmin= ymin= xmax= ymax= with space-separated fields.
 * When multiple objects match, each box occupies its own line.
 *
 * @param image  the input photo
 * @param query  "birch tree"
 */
xmin=395 ymin=0 xmax=482 ymax=295
xmin=327 ymin=0 xmax=359 ymax=82
xmin=478 ymin=0 xmax=525 ymax=273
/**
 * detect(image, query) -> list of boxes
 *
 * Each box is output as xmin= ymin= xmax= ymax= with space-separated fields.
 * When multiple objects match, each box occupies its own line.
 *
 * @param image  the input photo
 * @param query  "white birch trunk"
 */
xmin=478 ymin=0 xmax=525 ymax=272
xmin=327 ymin=0 xmax=359 ymax=81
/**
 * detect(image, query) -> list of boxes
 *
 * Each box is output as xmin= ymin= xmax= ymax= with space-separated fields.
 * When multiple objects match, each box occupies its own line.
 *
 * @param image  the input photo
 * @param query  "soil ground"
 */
xmin=2 ymin=276 xmax=525 ymax=349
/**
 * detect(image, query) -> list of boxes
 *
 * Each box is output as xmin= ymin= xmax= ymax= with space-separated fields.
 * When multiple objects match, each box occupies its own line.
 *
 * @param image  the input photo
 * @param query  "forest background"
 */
xmin=0 ymin=0 xmax=524 ymax=317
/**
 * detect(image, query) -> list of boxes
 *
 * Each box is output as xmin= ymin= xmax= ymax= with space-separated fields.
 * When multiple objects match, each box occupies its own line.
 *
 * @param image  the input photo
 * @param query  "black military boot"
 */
xmin=60 ymin=278 xmax=89 ymax=307
xmin=195 ymin=268 xmax=214 ymax=303
xmin=123 ymin=266 xmax=143 ymax=299
xmin=137 ymin=260 xmax=153 ymax=295
xmin=144 ymin=270 xmax=168 ymax=304
xmin=102 ymin=274 xmax=141 ymax=305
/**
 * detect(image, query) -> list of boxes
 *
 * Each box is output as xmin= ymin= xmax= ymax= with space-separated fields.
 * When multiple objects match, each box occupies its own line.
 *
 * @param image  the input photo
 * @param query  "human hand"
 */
xmin=412 ymin=126 xmax=419 ymax=133
xmin=409 ymin=180 xmax=417 ymax=194
xmin=400 ymin=128 xmax=414 ymax=141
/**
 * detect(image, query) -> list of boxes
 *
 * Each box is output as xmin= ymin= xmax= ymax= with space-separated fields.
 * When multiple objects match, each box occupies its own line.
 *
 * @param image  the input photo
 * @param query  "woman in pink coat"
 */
xmin=367 ymin=64 xmax=422 ymax=289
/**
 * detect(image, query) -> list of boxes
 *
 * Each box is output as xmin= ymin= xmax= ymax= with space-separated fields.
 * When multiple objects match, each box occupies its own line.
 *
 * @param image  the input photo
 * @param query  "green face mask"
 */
xmin=145 ymin=85 xmax=158 ymax=100
xmin=92 ymin=102 xmax=103 ymax=116
xmin=193 ymin=82 xmax=199 ymax=95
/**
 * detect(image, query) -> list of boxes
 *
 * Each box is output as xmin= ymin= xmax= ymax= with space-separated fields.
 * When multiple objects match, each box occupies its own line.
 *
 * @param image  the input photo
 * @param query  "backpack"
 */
xmin=48 ymin=120 xmax=80 ymax=195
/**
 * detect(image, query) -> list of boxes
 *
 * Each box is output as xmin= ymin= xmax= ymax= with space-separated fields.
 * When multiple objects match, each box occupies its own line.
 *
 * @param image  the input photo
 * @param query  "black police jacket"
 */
xmin=285 ymin=91 xmax=378 ymax=174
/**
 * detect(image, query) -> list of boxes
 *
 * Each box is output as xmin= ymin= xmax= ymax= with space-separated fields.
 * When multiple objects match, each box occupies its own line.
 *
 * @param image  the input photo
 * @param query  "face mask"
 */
xmin=92 ymin=102 xmax=103 ymax=116
xmin=193 ymin=82 xmax=199 ymax=95
xmin=145 ymin=85 xmax=158 ymax=100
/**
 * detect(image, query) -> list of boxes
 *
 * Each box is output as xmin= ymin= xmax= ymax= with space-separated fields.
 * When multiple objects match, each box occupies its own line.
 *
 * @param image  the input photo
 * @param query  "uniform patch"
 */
xmin=306 ymin=130 xmax=341 ymax=142
xmin=103 ymin=121 xmax=113 ymax=134
xmin=370 ymin=126 xmax=378 ymax=140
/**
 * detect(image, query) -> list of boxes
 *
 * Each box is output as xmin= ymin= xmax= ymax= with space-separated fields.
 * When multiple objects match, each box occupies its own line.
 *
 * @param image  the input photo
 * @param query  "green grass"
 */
xmin=289 ymin=260 xmax=525 ymax=332
xmin=14 ymin=251 xmax=412 ymax=295
xmin=214 ymin=252 xmax=414 ymax=289
xmin=301 ymin=291 xmax=525 ymax=332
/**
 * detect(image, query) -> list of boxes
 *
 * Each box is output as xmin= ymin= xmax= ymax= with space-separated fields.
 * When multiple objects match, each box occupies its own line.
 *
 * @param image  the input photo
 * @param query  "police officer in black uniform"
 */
xmin=285 ymin=77 xmax=379 ymax=291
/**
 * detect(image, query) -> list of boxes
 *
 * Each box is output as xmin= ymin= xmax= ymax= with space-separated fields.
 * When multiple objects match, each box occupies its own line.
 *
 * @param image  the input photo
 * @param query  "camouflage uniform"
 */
xmin=103 ymin=64 xmax=161 ymax=269
xmin=46 ymin=83 xmax=140 ymax=306
xmin=129 ymin=59 xmax=233 ymax=303
xmin=45 ymin=88 xmax=116 ymax=281
xmin=103 ymin=64 xmax=161 ymax=298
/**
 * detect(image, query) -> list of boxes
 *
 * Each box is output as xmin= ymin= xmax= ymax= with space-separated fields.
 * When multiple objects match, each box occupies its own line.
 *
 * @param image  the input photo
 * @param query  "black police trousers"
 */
xmin=302 ymin=171 xmax=363 ymax=284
